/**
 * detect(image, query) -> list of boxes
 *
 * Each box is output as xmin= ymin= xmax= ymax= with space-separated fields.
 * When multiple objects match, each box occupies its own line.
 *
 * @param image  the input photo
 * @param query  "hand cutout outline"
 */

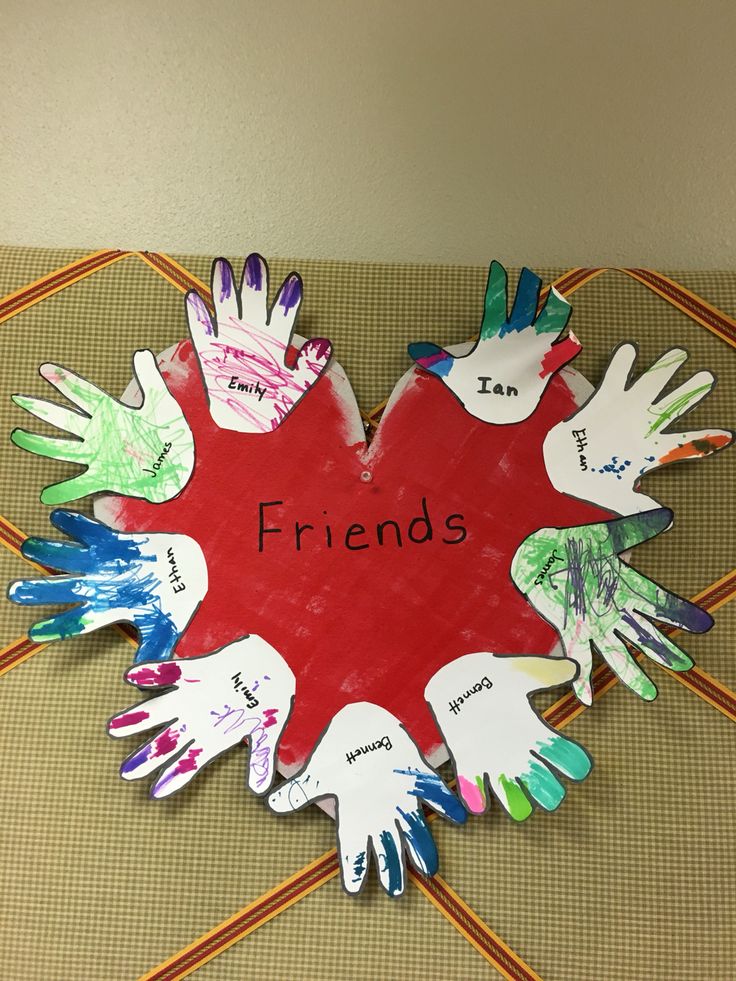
xmin=510 ymin=508 xmax=712 ymax=704
xmin=408 ymin=260 xmax=581 ymax=424
xmin=426 ymin=653 xmax=591 ymax=819
xmin=11 ymin=351 xmax=195 ymax=505
xmin=268 ymin=702 xmax=465 ymax=896
xmin=8 ymin=509 xmax=207 ymax=661
xmin=186 ymin=253 xmax=332 ymax=433
xmin=108 ymin=635 xmax=295 ymax=798
xmin=543 ymin=343 xmax=732 ymax=514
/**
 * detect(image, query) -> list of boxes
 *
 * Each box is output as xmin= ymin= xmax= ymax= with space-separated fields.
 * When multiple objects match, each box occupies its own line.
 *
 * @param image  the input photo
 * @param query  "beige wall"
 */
xmin=3 ymin=0 xmax=734 ymax=267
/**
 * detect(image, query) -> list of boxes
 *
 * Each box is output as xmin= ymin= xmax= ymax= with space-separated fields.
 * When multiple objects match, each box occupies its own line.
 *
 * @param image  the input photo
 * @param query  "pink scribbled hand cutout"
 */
xmin=107 ymin=635 xmax=295 ymax=798
xmin=186 ymin=254 xmax=332 ymax=433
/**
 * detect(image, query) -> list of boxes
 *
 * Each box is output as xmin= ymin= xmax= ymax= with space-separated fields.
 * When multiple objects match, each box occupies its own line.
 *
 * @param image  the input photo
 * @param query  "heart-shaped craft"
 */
xmin=96 ymin=340 xmax=608 ymax=774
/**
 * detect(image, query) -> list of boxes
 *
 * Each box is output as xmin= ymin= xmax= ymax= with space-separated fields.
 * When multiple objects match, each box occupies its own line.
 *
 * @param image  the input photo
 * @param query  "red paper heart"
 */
xmin=100 ymin=342 xmax=607 ymax=769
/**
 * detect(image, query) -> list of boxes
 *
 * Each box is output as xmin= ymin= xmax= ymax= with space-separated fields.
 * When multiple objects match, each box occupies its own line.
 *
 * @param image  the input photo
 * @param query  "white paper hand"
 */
xmin=543 ymin=344 xmax=732 ymax=514
xmin=268 ymin=702 xmax=465 ymax=896
xmin=8 ymin=509 xmax=207 ymax=662
xmin=186 ymin=254 xmax=332 ymax=433
xmin=425 ymin=653 xmax=592 ymax=820
xmin=510 ymin=509 xmax=713 ymax=704
xmin=11 ymin=351 xmax=194 ymax=504
xmin=408 ymin=261 xmax=581 ymax=424
xmin=107 ymin=635 xmax=295 ymax=798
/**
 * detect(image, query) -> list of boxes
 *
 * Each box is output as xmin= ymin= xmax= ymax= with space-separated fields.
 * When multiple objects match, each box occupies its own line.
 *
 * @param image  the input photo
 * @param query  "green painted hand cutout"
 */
xmin=12 ymin=350 xmax=194 ymax=505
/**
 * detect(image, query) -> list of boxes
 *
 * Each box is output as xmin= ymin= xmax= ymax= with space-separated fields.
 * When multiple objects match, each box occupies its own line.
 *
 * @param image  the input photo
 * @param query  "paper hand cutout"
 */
xmin=426 ymin=653 xmax=591 ymax=820
xmin=107 ymin=636 xmax=295 ymax=798
xmin=511 ymin=508 xmax=712 ymax=704
xmin=8 ymin=510 xmax=207 ymax=661
xmin=268 ymin=702 xmax=465 ymax=896
xmin=543 ymin=344 xmax=732 ymax=514
xmin=11 ymin=351 xmax=194 ymax=505
xmin=408 ymin=260 xmax=581 ymax=424
xmin=186 ymin=254 xmax=332 ymax=433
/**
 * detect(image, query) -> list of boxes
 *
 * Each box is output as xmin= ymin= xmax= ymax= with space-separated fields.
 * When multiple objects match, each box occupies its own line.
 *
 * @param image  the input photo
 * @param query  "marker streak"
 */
xmin=109 ymin=709 xmax=150 ymax=730
xmin=657 ymin=433 xmax=730 ymax=464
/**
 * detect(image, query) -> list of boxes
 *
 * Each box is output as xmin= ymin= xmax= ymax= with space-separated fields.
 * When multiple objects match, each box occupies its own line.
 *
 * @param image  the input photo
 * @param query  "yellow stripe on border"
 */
xmin=0 ymin=250 xmax=132 ymax=324
xmin=548 ymin=266 xmax=608 ymax=298
xmin=2 ymin=253 xmax=736 ymax=979
xmin=410 ymin=872 xmax=543 ymax=981
xmin=0 ymin=625 xmax=139 ymax=678
xmin=545 ymin=568 xmax=736 ymax=729
xmin=0 ymin=637 xmax=49 ymax=675
xmin=139 ymin=850 xmax=340 ymax=981
xmin=622 ymin=268 xmax=736 ymax=350
xmin=0 ymin=515 xmax=46 ymax=571
xmin=666 ymin=664 xmax=736 ymax=720
xmin=687 ymin=567 xmax=736 ymax=615
xmin=136 ymin=252 xmax=209 ymax=296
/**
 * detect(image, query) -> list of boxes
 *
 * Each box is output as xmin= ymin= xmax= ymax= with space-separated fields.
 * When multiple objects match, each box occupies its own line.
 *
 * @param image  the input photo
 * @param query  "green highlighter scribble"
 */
xmin=11 ymin=351 xmax=194 ymax=505
xmin=645 ymin=383 xmax=713 ymax=437
xmin=498 ymin=774 xmax=533 ymax=822
xmin=511 ymin=509 xmax=713 ymax=704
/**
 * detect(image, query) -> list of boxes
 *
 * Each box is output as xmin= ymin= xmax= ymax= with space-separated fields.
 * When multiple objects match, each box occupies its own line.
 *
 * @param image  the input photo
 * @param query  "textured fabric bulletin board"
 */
xmin=0 ymin=247 xmax=734 ymax=980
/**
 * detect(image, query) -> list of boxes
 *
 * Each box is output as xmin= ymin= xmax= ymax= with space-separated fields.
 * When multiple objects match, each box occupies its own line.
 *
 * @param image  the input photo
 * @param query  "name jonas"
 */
xmin=258 ymin=496 xmax=467 ymax=552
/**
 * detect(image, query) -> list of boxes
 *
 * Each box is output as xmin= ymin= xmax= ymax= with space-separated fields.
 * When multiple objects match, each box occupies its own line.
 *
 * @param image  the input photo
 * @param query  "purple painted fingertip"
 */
xmin=278 ymin=274 xmax=303 ymax=313
xmin=120 ymin=744 xmax=151 ymax=776
xmin=187 ymin=291 xmax=213 ymax=333
xmin=214 ymin=258 xmax=234 ymax=301
xmin=244 ymin=253 xmax=265 ymax=291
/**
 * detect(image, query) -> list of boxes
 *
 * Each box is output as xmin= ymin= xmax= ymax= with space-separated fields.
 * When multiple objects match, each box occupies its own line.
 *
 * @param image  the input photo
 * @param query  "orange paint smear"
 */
xmin=658 ymin=433 xmax=731 ymax=464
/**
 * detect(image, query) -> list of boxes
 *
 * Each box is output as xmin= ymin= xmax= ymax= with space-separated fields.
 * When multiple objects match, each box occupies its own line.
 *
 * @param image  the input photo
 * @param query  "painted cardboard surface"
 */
xmin=97 ymin=337 xmax=608 ymax=773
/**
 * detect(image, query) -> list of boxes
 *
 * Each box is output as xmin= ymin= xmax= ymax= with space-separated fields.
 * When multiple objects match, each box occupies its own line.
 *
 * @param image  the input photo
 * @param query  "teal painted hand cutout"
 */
xmin=408 ymin=261 xmax=581 ymax=424
xmin=426 ymin=653 xmax=591 ymax=820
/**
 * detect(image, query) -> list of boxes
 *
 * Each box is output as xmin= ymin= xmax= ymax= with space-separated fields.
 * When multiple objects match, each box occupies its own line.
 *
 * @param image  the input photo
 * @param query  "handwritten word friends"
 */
xmin=258 ymin=496 xmax=467 ymax=553
xmin=346 ymin=735 xmax=392 ymax=765
xmin=448 ymin=675 xmax=492 ymax=715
